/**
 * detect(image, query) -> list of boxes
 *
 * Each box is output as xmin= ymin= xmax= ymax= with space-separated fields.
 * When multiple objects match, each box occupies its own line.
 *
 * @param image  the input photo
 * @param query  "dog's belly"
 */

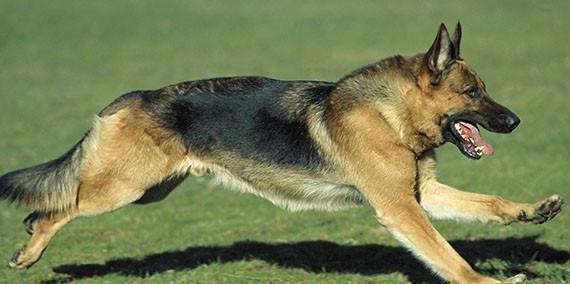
xmin=214 ymin=172 xmax=366 ymax=211
xmin=175 ymin=157 xmax=365 ymax=211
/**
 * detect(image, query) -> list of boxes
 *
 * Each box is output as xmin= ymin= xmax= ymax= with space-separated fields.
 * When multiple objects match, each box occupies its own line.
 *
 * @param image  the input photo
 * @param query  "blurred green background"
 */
xmin=0 ymin=1 xmax=568 ymax=283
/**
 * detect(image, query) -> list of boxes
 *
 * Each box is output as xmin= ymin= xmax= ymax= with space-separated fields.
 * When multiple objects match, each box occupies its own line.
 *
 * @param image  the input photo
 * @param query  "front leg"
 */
xmin=420 ymin=180 xmax=563 ymax=224
xmin=351 ymin=155 xmax=498 ymax=283
xmin=375 ymin=194 xmax=528 ymax=284
xmin=417 ymin=151 xmax=563 ymax=224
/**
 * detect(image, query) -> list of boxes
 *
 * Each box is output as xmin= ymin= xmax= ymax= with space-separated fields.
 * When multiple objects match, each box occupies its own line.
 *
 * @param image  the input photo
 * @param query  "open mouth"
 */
xmin=450 ymin=121 xmax=494 ymax=159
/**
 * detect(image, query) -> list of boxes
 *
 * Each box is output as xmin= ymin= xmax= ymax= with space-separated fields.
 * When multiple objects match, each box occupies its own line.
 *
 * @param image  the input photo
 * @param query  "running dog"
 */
xmin=0 ymin=22 xmax=563 ymax=283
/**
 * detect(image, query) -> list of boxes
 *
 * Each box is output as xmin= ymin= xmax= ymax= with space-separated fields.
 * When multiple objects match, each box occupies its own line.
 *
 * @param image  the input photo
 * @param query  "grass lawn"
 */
xmin=0 ymin=1 xmax=568 ymax=283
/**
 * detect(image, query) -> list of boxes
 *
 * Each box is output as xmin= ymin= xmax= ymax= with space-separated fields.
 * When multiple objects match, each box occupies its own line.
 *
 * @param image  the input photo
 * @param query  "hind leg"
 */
xmin=9 ymin=108 xmax=189 ymax=268
xmin=9 ymin=179 xmax=149 ymax=269
xmin=10 ymin=212 xmax=74 ymax=269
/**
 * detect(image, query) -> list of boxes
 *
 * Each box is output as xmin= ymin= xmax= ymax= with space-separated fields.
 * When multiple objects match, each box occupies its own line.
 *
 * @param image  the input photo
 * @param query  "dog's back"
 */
xmin=0 ymin=76 xmax=364 ymax=217
xmin=149 ymin=76 xmax=330 ymax=170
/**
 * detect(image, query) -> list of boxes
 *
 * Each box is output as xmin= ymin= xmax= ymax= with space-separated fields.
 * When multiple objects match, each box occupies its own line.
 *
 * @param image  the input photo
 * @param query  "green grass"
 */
xmin=0 ymin=1 xmax=568 ymax=283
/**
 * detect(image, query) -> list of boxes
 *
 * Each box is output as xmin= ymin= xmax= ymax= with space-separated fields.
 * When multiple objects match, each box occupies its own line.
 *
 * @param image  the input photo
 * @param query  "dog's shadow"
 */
xmin=44 ymin=236 xmax=569 ymax=283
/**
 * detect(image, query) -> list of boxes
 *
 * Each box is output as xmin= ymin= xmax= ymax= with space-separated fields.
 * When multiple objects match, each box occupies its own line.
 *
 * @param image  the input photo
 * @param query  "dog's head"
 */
xmin=418 ymin=22 xmax=520 ymax=159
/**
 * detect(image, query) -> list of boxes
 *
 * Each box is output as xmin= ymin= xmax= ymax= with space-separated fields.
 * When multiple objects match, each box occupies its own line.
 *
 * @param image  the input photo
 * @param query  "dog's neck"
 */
xmin=332 ymin=55 xmax=445 ymax=156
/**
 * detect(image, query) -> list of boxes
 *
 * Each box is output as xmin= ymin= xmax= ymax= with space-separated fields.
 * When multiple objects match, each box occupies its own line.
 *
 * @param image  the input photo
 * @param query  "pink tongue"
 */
xmin=459 ymin=122 xmax=494 ymax=155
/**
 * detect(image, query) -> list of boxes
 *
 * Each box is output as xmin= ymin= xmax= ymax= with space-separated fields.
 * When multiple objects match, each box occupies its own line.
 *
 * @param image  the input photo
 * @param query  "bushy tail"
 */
xmin=0 ymin=138 xmax=85 ymax=213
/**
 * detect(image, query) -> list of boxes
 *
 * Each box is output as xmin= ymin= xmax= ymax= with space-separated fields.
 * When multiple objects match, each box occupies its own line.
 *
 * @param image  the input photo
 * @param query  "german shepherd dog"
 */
xmin=0 ymin=22 xmax=563 ymax=283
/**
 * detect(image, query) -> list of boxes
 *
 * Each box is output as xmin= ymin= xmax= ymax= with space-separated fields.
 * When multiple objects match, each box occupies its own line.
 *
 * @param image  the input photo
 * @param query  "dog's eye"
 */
xmin=464 ymin=86 xmax=480 ymax=99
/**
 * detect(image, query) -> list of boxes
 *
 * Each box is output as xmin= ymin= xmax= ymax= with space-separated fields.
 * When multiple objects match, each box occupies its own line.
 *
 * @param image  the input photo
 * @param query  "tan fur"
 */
xmin=417 ymin=150 xmax=544 ymax=223
xmin=324 ymin=94 xmax=520 ymax=284
xmin=330 ymin=106 xmax=490 ymax=283
xmin=77 ymin=106 xmax=187 ymax=215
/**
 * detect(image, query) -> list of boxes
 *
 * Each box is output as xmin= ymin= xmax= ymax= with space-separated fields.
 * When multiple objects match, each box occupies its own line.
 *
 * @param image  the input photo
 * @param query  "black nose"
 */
xmin=505 ymin=114 xmax=520 ymax=130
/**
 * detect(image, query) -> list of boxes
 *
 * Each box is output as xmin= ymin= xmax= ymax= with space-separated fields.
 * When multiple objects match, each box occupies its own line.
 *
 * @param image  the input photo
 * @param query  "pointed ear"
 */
xmin=424 ymin=23 xmax=455 ymax=76
xmin=451 ymin=21 xmax=462 ymax=59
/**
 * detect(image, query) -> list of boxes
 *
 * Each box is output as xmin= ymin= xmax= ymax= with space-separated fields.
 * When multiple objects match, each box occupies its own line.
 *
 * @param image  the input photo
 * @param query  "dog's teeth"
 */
xmin=474 ymin=146 xmax=484 ymax=155
xmin=474 ymin=146 xmax=485 ymax=155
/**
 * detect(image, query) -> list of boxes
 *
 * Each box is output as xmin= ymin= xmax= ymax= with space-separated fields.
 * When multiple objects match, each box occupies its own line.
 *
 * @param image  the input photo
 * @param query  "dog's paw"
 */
xmin=8 ymin=245 xmax=39 ymax=269
xmin=500 ymin=274 xmax=526 ymax=284
xmin=518 ymin=194 xmax=563 ymax=224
